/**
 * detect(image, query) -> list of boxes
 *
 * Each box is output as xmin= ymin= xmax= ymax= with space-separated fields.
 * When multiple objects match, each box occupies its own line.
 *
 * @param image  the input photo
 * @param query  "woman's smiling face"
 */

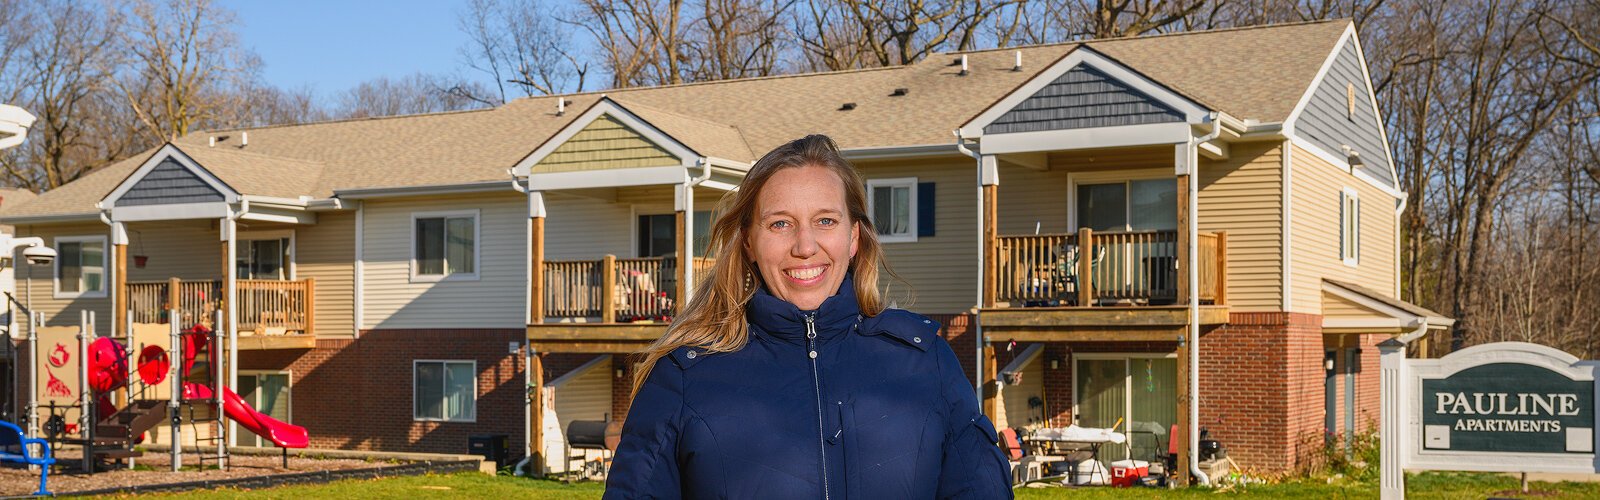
xmin=745 ymin=165 xmax=860 ymax=311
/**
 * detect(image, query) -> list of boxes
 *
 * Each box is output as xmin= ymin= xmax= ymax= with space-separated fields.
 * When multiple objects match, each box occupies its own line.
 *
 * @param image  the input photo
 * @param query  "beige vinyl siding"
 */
xmin=537 ymin=116 xmax=679 ymax=173
xmin=551 ymin=356 xmax=615 ymax=432
xmin=16 ymin=222 xmax=113 ymax=336
xmin=296 ymin=211 xmax=355 ymax=337
xmin=996 ymin=164 xmax=1071 ymax=235
xmin=1322 ymin=292 xmax=1388 ymax=319
xmin=1197 ymin=141 xmax=1286 ymax=312
xmin=544 ymin=192 xmax=634 ymax=260
xmin=124 ymin=220 xmax=224 ymax=282
xmin=361 ymin=192 xmax=527 ymax=329
xmin=856 ymin=159 xmax=978 ymax=314
xmin=1289 ymin=143 xmax=1397 ymax=314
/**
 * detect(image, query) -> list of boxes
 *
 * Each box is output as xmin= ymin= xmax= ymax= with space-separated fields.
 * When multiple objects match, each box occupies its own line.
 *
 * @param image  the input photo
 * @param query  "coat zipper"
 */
xmin=806 ymin=313 xmax=830 ymax=500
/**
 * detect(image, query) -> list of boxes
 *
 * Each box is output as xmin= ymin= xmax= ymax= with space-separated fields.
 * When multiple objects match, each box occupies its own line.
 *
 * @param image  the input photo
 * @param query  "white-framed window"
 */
xmin=413 ymin=360 xmax=476 ymax=422
xmin=411 ymin=210 xmax=479 ymax=282
xmin=236 ymin=230 xmax=295 ymax=280
xmin=1340 ymin=187 xmax=1361 ymax=266
xmin=54 ymin=235 xmax=107 ymax=299
xmin=866 ymin=177 xmax=917 ymax=243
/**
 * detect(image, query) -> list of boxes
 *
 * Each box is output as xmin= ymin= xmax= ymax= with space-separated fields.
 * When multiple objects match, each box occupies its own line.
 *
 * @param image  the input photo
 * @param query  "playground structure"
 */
xmin=15 ymin=303 xmax=307 ymax=475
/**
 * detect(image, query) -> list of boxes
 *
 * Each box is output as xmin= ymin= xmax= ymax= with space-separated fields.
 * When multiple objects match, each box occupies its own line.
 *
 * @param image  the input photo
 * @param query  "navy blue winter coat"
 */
xmin=604 ymin=275 xmax=1012 ymax=499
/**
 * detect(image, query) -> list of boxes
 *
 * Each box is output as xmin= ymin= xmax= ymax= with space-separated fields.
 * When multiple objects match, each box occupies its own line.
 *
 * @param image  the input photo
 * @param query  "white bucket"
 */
xmin=1069 ymin=459 xmax=1108 ymax=485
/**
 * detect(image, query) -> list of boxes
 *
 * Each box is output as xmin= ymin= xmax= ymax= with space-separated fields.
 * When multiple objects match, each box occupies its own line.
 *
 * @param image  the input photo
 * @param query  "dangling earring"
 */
xmin=744 ymin=267 xmax=755 ymax=292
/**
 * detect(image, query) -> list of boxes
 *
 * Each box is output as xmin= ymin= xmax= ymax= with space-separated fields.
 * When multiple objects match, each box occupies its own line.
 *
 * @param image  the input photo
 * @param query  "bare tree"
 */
xmin=687 ymin=0 xmax=794 ymax=80
xmin=796 ymin=0 xmax=1019 ymax=70
xmin=116 ymin=0 xmax=256 ymax=142
xmin=459 ymin=0 xmax=588 ymax=102
xmin=334 ymin=73 xmax=494 ymax=119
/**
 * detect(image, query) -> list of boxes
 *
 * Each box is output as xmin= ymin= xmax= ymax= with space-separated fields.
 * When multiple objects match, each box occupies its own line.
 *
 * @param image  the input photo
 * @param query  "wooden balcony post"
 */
xmin=1176 ymin=338 xmax=1192 ymax=485
xmin=1215 ymin=231 xmax=1228 ymax=305
xmin=675 ymin=210 xmax=687 ymax=313
xmin=529 ymin=350 xmax=544 ymax=474
xmin=1177 ymin=174 xmax=1192 ymax=305
xmin=601 ymin=255 xmax=617 ymax=323
xmin=981 ymin=341 xmax=997 ymax=420
xmin=303 ymin=277 xmax=316 ymax=336
xmin=982 ymin=184 xmax=998 ymax=308
xmin=530 ymin=215 xmax=545 ymax=323
xmin=1077 ymin=227 xmax=1093 ymax=307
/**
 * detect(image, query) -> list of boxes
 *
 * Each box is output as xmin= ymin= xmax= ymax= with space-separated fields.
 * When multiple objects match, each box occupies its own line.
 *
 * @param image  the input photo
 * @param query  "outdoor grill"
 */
xmin=565 ymin=420 xmax=611 ymax=480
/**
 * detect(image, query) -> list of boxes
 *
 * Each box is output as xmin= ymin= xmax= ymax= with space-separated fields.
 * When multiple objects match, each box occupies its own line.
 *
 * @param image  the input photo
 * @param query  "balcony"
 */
xmin=124 ymin=277 xmax=316 ymax=350
xmin=981 ymin=229 xmax=1229 ymax=338
xmin=541 ymin=255 xmax=714 ymax=323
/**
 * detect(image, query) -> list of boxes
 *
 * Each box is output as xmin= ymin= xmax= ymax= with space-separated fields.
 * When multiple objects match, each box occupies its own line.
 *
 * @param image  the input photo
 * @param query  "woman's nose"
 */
xmin=791 ymin=227 xmax=819 ymax=257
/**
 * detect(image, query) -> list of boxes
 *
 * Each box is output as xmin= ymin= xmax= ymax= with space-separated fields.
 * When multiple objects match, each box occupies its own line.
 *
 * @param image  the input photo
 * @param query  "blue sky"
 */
xmin=226 ymin=1 xmax=477 ymax=95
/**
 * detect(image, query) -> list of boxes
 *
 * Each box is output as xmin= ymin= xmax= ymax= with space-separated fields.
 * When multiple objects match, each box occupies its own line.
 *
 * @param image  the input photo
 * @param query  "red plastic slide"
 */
xmin=183 ymin=383 xmax=308 ymax=449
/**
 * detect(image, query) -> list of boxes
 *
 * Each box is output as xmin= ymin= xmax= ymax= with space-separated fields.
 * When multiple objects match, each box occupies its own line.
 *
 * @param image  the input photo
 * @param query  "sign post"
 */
xmin=1382 ymin=341 xmax=1600 ymax=500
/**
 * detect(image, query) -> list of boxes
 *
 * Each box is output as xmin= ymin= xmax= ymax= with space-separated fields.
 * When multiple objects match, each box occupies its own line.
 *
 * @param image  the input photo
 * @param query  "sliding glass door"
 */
xmin=1075 ymin=355 xmax=1177 ymax=463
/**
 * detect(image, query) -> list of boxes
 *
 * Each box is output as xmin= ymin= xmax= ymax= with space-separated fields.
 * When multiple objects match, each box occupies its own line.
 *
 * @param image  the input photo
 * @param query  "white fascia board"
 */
xmin=1346 ymin=32 xmax=1403 ymax=194
xmin=101 ymin=144 xmax=240 ymax=207
xmin=528 ymin=165 xmax=688 ymax=191
xmin=1322 ymin=317 xmax=1407 ymax=329
xmin=841 ymin=143 xmax=964 ymax=161
xmin=333 ymin=181 xmax=514 ymax=200
xmin=109 ymin=202 xmax=231 ymax=221
xmin=959 ymin=46 xmax=1212 ymax=137
xmin=1289 ymin=136 xmax=1406 ymax=199
xmin=1282 ymin=23 xmax=1355 ymax=137
xmin=239 ymin=206 xmax=316 ymax=225
xmin=1321 ymin=280 xmax=1425 ymax=325
xmin=979 ymin=122 xmax=1192 ymax=155
xmin=0 ymin=213 xmax=101 ymax=225
xmin=512 ymin=98 xmax=700 ymax=177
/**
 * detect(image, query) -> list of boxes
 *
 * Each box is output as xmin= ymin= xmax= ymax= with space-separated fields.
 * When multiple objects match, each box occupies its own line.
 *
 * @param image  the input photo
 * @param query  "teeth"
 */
xmin=786 ymin=267 xmax=824 ymax=280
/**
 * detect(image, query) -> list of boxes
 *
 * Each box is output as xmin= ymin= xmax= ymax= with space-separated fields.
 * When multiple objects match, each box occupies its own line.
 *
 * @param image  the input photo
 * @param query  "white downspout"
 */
xmin=1189 ymin=114 xmax=1221 ymax=486
xmin=954 ymin=131 xmax=984 ymax=397
xmin=683 ymin=158 xmax=713 ymax=294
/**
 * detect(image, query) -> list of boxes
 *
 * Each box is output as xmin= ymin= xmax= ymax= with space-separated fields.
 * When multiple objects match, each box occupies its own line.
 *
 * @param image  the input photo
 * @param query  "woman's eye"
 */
xmin=818 ymin=217 xmax=838 ymax=227
xmin=769 ymin=220 xmax=791 ymax=229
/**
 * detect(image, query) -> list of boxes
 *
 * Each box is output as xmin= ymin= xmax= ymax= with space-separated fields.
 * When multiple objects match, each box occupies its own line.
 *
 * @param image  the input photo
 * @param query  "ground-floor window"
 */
xmin=1074 ymin=355 xmax=1177 ymax=463
xmin=238 ymin=371 xmax=291 ymax=447
xmin=414 ymin=360 xmax=476 ymax=422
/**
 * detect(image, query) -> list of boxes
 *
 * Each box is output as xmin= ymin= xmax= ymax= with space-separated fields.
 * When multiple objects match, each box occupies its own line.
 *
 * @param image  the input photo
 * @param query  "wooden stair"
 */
xmin=87 ymin=399 xmax=169 ymax=460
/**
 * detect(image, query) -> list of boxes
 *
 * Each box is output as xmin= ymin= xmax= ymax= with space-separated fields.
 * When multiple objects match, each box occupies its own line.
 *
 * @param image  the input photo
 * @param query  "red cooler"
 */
xmin=1110 ymin=460 xmax=1149 ymax=487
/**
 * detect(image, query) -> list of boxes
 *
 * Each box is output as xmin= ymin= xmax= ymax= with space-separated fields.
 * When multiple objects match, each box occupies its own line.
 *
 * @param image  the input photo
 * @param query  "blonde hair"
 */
xmin=631 ymin=134 xmax=891 ymax=392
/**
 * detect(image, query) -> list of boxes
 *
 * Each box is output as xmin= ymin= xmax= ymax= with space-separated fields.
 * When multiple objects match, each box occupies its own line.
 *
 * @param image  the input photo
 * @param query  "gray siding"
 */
xmin=984 ymin=65 xmax=1182 ymax=135
xmin=114 ymin=158 xmax=225 ymax=207
xmin=1295 ymin=40 xmax=1394 ymax=185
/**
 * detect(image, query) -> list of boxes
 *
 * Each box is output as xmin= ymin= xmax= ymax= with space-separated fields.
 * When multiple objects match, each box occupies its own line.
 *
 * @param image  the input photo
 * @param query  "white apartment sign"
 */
xmin=1380 ymin=341 xmax=1600 ymax=499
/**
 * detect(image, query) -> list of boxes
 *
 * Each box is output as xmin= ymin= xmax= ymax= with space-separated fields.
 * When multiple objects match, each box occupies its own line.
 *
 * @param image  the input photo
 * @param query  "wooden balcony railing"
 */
xmin=541 ymin=255 xmax=715 ymax=322
xmin=124 ymin=278 xmax=315 ymax=334
xmin=994 ymin=229 xmax=1226 ymax=307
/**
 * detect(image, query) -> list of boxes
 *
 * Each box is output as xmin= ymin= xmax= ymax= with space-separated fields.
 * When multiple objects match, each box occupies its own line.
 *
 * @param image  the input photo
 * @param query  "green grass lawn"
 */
xmin=104 ymin=470 xmax=1600 ymax=499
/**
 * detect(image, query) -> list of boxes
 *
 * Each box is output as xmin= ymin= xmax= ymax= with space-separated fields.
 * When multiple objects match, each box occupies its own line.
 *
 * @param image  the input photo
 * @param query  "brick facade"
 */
xmin=239 ymin=329 xmax=526 ymax=455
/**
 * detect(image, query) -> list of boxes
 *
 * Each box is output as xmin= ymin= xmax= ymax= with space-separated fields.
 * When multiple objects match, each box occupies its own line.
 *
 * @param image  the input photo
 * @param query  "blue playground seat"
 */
xmin=0 ymin=419 xmax=54 ymax=496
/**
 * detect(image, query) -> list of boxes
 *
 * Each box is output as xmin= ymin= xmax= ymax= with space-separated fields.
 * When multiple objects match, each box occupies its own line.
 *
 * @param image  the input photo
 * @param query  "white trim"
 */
xmin=1321 ymin=280 xmax=1452 ymax=326
xmin=977 ymin=122 xmax=1193 ymax=155
xmin=960 ymin=46 xmax=1210 ymax=137
xmin=1281 ymin=140 xmax=1294 ymax=312
xmin=865 ymin=177 xmax=919 ymax=243
xmin=1342 ymin=28 xmax=1402 ymax=191
xmin=527 ymin=165 xmax=689 ymax=191
xmin=1341 ymin=187 xmax=1361 ymax=267
xmin=101 ymin=144 xmax=240 ymax=207
xmin=1322 ymin=317 xmax=1407 ymax=329
xmin=53 ymin=235 xmax=109 ymax=299
xmin=354 ymin=201 xmax=364 ymax=335
xmin=1282 ymin=23 xmax=1354 ymax=137
xmin=411 ymin=359 xmax=478 ymax=423
xmin=998 ymin=343 xmax=1044 ymax=377
xmin=1064 ymin=168 xmax=1173 ymax=231
xmin=235 ymin=229 xmax=296 ymax=280
xmin=513 ymin=98 xmax=699 ymax=177
xmin=109 ymin=202 xmax=231 ymax=222
xmin=334 ymin=181 xmax=514 ymax=200
xmin=1290 ymin=135 xmax=1407 ymax=200
xmin=409 ymin=209 xmax=482 ymax=283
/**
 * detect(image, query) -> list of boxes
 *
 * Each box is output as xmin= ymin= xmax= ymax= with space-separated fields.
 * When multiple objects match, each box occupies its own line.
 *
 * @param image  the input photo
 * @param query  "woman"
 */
xmin=605 ymin=135 xmax=1012 ymax=499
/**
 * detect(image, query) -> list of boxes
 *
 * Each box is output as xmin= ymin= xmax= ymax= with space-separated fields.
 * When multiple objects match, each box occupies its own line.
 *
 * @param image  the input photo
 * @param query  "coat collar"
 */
xmin=746 ymin=273 xmax=861 ymax=346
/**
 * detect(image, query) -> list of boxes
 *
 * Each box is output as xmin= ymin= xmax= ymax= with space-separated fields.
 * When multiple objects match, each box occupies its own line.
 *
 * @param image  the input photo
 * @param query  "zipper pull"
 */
xmin=805 ymin=313 xmax=819 ymax=358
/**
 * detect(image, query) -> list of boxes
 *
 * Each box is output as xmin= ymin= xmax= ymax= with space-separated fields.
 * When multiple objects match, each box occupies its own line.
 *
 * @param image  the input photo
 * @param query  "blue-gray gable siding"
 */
xmin=984 ymin=65 xmax=1184 ymax=135
xmin=1295 ymin=40 xmax=1394 ymax=185
xmin=114 ymin=158 xmax=226 ymax=207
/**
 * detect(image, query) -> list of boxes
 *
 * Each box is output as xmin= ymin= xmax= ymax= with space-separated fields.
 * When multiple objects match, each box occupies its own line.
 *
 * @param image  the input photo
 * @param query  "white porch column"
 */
xmin=220 ymin=217 xmax=238 ymax=446
xmin=1379 ymin=338 xmax=1407 ymax=500
xmin=675 ymin=182 xmax=694 ymax=307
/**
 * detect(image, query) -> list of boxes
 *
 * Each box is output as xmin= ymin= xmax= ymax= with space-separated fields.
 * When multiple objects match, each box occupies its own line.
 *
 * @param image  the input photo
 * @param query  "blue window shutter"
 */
xmin=918 ymin=182 xmax=935 ymax=237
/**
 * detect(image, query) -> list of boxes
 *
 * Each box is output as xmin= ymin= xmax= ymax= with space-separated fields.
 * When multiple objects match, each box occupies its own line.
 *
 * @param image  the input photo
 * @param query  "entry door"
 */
xmin=238 ymin=372 xmax=291 ymax=447
xmin=1075 ymin=357 xmax=1178 ymax=462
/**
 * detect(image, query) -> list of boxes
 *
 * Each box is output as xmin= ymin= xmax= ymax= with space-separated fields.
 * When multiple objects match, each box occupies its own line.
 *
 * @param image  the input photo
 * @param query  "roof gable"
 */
xmin=101 ymin=144 xmax=238 ymax=208
xmin=961 ymin=46 xmax=1211 ymax=138
xmin=1285 ymin=25 xmax=1398 ymax=187
xmin=984 ymin=64 xmax=1185 ymax=135
xmin=513 ymin=98 xmax=698 ymax=177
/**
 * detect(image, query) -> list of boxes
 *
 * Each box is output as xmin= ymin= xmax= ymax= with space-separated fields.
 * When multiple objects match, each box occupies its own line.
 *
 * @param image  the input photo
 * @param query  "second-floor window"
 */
xmin=55 ymin=236 xmax=107 ymax=298
xmin=867 ymin=177 xmax=918 ymax=242
xmin=1340 ymin=188 xmax=1360 ymax=265
xmin=1076 ymin=179 xmax=1177 ymax=232
xmin=413 ymin=211 xmax=478 ymax=281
